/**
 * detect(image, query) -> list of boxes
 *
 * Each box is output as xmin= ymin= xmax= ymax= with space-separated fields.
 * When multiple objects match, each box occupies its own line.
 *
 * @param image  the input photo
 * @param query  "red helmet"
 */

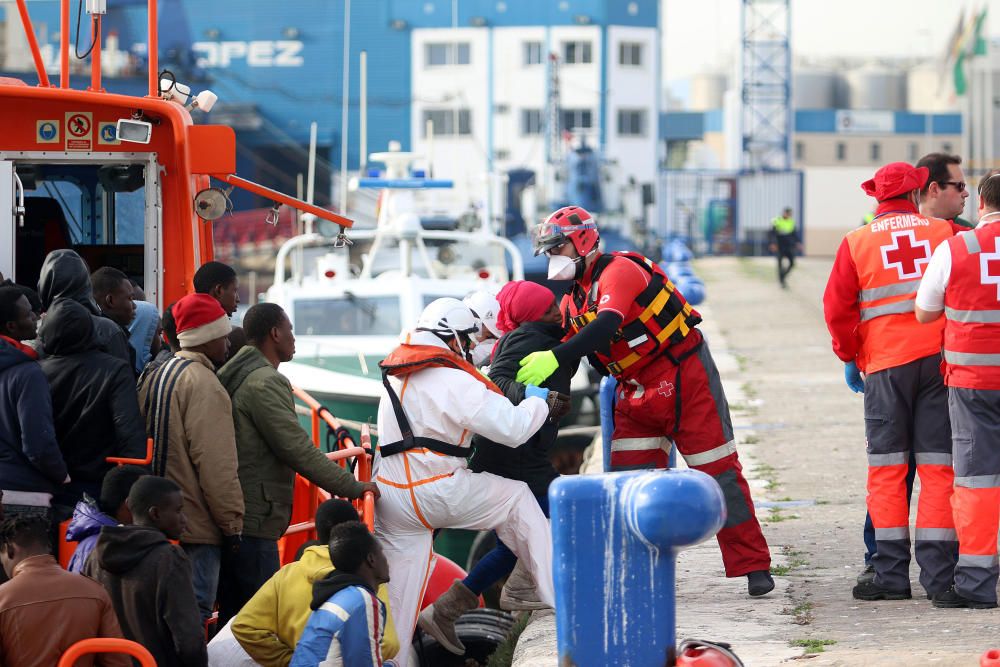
xmin=532 ymin=206 xmax=600 ymax=257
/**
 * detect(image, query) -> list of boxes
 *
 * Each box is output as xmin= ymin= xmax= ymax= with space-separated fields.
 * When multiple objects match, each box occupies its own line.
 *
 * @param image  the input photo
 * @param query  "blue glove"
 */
xmin=844 ymin=361 xmax=865 ymax=393
xmin=524 ymin=384 xmax=550 ymax=401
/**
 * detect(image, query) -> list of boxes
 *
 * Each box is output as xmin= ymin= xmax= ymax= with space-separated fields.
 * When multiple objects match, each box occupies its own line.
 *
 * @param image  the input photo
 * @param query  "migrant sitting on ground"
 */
xmin=291 ymin=521 xmax=392 ymax=667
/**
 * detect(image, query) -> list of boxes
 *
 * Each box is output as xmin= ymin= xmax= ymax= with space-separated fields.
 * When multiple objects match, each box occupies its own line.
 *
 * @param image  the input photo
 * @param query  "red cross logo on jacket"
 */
xmin=980 ymin=237 xmax=1000 ymax=300
xmin=880 ymin=230 xmax=931 ymax=280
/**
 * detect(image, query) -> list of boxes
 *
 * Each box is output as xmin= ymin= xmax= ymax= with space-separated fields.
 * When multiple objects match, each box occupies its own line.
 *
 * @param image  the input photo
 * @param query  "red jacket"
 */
xmin=823 ymin=199 xmax=959 ymax=373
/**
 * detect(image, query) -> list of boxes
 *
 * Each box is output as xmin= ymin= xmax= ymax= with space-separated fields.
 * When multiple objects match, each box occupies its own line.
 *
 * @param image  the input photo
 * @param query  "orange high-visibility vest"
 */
xmin=845 ymin=212 xmax=951 ymax=373
xmin=942 ymin=224 xmax=1000 ymax=390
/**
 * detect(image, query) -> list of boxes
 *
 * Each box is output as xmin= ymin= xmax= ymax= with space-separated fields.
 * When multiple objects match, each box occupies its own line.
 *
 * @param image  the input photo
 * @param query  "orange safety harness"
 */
xmin=378 ymin=344 xmax=503 ymax=458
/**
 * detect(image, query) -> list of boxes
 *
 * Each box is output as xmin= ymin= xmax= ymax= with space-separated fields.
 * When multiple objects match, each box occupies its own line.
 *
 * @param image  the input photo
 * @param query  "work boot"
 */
xmin=931 ymin=586 xmax=998 ymax=610
xmin=856 ymin=563 xmax=875 ymax=585
xmin=747 ymin=570 xmax=775 ymax=597
xmin=852 ymin=580 xmax=911 ymax=601
xmin=500 ymin=561 xmax=550 ymax=611
xmin=417 ymin=581 xmax=479 ymax=655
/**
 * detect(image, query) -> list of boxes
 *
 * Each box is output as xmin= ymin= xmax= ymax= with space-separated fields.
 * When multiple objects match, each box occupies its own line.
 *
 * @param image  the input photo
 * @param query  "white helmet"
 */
xmin=463 ymin=289 xmax=501 ymax=339
xmin=416 ymin=298 xmax=479 ymax=346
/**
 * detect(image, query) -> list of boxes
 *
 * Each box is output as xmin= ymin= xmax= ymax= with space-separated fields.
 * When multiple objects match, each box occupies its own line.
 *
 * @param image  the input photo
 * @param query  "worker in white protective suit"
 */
xmin=463 ymin=289 xmax=502 ymax=368
xmin=374 ymin=298 xmax=563 ymax=665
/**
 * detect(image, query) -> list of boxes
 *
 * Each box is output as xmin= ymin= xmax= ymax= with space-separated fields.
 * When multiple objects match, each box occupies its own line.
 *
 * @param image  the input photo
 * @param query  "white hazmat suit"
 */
xmin=374 ymin=330 xmax=554 ymax=666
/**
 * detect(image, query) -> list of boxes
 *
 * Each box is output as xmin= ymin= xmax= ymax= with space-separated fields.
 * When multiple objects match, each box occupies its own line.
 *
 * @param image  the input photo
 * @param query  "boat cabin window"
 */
xmin=296 ymin=295 xmax=401 ymax=336
xmin=11 ymin=162 xmax=147 ymax=292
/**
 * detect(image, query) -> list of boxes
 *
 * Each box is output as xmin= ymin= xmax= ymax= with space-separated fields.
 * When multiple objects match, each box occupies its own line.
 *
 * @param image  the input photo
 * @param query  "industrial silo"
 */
xmin=690 ymin=72 xmax=728 ymax=111
xmin=794 ymin=69 xmax=839 ymax=109
xmin=846 ymin=65 xmax=907 ymax=110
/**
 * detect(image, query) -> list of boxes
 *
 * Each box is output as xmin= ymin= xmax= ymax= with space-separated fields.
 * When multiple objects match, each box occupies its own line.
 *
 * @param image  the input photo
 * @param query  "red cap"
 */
xmin=861 ymin=162 xmax=929 ymax=201
xmin=173 ymin=293 xmax=230 ymax=349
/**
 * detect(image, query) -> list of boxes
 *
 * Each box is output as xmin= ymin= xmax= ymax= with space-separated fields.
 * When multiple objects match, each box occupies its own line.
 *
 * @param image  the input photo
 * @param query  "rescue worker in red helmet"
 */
xmin=823 ymin=162 xmax=958 ymax=603
xmin=518 ymin=206 xmax=774 ymax=597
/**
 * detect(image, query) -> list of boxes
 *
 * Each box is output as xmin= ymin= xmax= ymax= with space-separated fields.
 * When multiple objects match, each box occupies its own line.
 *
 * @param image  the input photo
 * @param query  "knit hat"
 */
xmin=496 ymin=281 xmax=556 ymax=333
xmin=173 ymin=293 xmax=230 ymax=349
xmin=861 ymin=163 xmax=929 ymax=202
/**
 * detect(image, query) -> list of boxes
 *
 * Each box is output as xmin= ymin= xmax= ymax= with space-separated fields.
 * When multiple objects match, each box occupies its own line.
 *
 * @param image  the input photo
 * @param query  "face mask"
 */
xmin=470 ymin=338 xmax=497 ymax=367
xmin=548 ymin=255 xmax=578 ymax=280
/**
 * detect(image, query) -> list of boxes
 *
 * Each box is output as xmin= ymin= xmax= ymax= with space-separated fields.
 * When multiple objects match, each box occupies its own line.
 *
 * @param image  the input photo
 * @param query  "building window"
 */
xmin=521 ymin=109 xmax=543 ymax=135
xmin=561 ymin=108 xmax=593 ymax=131
xmin=422 ymin=109 xmax=472 ymax=136
xmin=870 ymin=142 xmax=881 ymax=161
xmin=835 ymin=142 xmax=847 ymax=162
xmin=424 ymin=42 xmax=471 ymax=67
xmin=619 ymin=42 xmax=642 ymax=66
xmin=563 ymin=41 xmax=592 ymax=64
xmin=523 ymin=41 xmax=543 ymax=66
xmin=794 ymin=141 xmax=804 ymax=160
xmin=617 ymin=109 xmax=646 ymax=137
xmin=908 ymin=142 xmax=919 ymax=162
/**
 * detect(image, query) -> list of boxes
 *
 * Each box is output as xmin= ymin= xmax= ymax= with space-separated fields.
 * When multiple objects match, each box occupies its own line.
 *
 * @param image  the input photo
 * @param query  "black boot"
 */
xmin=852 ymin=580 xmax=911 ymax=601
xmin=747 ymin=570 xmax=775 ymax=597
xmin=931 ymin=586 xmax=998 ymax=609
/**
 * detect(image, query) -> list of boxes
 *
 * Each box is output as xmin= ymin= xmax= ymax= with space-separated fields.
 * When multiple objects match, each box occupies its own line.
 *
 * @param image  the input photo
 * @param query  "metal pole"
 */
xmin=148 ymin=0 xmax=158 ymax=96
xmin=306 ymin=121 xmax=318 ymax=235
xmin=426 ymin=119 xmax=434 ymax=177
xmin=13 ymin=0 xmax=52 ymax=87
xmin=60 ymin=0 xmax=70 ymax=88
xmin=339 ymin=0 xmax=352 ymax=213
xmin=360 ymin=50 xmax=368 ymax=175
xmin=89 ymin=14 xmax=102 ymax=92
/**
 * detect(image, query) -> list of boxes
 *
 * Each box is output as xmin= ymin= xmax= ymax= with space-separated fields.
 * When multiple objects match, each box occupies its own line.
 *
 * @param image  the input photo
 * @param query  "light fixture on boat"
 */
xmin=478 ymin=269 xmax=491 ymax=280
xmin=187 ymin=90 xmax=218 ymax=113
xmin=159 ymin=77 xmax=217 ymax=112
xmin=193 ymin=187 xmax=233 ymax=221
xmin=323 ymin=269 xmax=336 ymax=279
xmin=116 ymin=118 xmax=152 ymax=144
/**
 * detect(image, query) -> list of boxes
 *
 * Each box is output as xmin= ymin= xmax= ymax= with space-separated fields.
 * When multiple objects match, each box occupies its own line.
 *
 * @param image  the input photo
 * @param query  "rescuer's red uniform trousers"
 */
xmin=609 ymin=330 xmax=771 ymax=577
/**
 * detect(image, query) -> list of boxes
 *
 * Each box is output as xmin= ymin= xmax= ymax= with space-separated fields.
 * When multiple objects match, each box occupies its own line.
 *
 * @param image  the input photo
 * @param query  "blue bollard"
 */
xmin=550 ymin=471 xmax=726 ymax=666
xmin=598 ymin=375 xmax=617 ymax=473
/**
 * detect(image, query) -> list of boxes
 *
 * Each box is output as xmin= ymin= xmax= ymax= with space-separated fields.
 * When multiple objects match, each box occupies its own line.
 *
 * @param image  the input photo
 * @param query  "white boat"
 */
xmin=266 ymin=148 xmax=523 ymax=433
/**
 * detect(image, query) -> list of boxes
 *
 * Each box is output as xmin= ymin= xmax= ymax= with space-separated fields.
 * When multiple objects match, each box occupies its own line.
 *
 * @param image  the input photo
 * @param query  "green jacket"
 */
xmin=218 ymin=345 xmax=364 ymax=540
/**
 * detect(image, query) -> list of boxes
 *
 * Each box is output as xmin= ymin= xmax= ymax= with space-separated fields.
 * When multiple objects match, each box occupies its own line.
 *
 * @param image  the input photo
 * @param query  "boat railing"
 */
xmin=281 ymin=386 xmax=376 ymax=564
xmin=58 ymin=639 xmax=156 ymax=667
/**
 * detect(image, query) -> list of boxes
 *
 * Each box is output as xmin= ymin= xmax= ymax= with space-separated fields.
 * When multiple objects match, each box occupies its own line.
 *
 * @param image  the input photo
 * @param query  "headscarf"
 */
xmin=496 ymin=281 xmax=555 ymax=333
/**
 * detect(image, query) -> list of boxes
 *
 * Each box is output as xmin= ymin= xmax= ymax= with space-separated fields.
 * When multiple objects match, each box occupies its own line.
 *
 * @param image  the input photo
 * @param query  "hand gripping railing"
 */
xmin=58 ymin=638 xmax=156 ymax=667
xmin=282 ymin=387 xmax=376 ymax=563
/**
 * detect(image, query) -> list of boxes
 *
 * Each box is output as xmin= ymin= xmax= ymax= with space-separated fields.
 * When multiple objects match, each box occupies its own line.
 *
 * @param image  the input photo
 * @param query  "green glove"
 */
xmin=516 ymin=350 xmax=558 ymax=385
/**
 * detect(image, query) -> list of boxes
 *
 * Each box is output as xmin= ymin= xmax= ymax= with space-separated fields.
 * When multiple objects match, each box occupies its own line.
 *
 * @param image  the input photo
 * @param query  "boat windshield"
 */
xmin=295 ymin=295 xmax=401 ymax=335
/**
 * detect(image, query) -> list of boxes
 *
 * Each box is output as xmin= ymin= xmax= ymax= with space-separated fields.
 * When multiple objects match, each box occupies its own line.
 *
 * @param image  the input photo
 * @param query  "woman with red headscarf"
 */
xmin=417 ymin=281 xmax=574 ymax=650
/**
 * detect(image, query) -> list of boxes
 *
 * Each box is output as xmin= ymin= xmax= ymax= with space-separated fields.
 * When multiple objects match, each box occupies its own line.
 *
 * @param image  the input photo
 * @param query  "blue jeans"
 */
xmin=464 ymin=492 xmax=550 ymax=595
xmin=863 ymin=450 xmax=917 ymax=565
xmin=182 ymin=543 xmax=221 ymax=622
xmin=218 ymin=537 xmax=280 ymax=627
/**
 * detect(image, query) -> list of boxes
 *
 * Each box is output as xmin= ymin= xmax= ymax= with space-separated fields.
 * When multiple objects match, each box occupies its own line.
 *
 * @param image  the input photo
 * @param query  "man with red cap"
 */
xmin=138 ymin=293 xmax=245 ymax=621
xmin=517 ymin=206 xmax=773 ymax=597
xmin=823 ymin=162 xmax=957 ymax=602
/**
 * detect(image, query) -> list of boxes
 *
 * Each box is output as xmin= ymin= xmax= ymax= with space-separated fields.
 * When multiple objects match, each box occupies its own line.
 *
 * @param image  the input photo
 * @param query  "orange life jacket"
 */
xmin=564 ymin=251 xmax=701 ymax=379
xmin=378 ymin=343 xmax=502 ymax=457
xmin=844 ymin=212 xmax=951 ymax=373
xmin=942 ymin=224 xmax=1000 ymax=390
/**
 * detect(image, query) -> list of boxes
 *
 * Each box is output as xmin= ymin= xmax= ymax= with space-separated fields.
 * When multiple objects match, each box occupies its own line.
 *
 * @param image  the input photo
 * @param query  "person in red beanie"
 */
xmin=417 ymin=282 xmax=571 ymax=651
xmin=138 ymin=293 xmax=244 ymax=622
xmin=823 ymin=162 xmax=957 ymax=602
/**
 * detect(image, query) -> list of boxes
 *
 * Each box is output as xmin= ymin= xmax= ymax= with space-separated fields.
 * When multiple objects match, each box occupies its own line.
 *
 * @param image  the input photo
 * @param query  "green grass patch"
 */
xmin=486 ymin=613 xmax=532 ymax=667
xmin=784 ymin=601 xmax=814 ymax=625
xmin=790 ymin=639 xmax=836 ymax=654
xmin=742 ymin=434 xmax=760 ymax=445
xmin=740 ymin=382 xmax=758 ymax=400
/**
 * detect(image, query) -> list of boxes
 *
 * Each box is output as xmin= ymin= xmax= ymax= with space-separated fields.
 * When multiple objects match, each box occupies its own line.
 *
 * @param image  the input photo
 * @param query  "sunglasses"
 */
xmin=940 ymin=181 xmax=967 ymax=193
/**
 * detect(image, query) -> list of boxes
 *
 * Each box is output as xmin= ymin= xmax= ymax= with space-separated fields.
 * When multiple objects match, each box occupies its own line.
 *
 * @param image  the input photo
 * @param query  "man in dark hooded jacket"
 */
xmin=39 ymin=299 xmax=146 ymax=510
xmin=0 ymin=286 xmax=67 ymax=522
xmin=37 ymin=249 xmax=131 ymax=365
xmin=84 ymin=475 xmax=207 ymax=667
